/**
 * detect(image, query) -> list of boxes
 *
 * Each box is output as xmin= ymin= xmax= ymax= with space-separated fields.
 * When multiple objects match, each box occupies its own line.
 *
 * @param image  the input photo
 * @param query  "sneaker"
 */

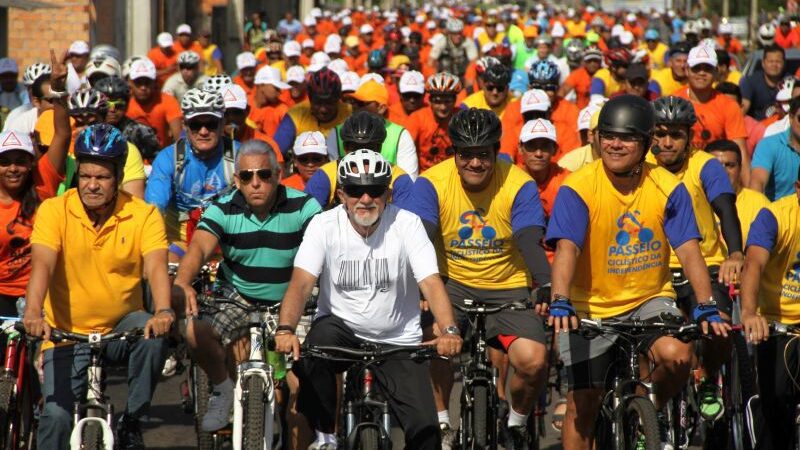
xmin=698 ymin=379 xmax=724 ymax=422
xmin=201 ymin=382 xmax=234 ymax=432
xmin=307 ymin=442 xmax=337 ymax=450
xmin=440 ymin=422 xmax=456 ymax=450
xmin=506 ymin=425 xmax=529 ymax=450
xmin=161 ymin=354 xmax=179 ymax=377
xmin=116 ymin=414 xmax=145 ymax=450
xmin=657 ymin=410 xmax=675 ymax=450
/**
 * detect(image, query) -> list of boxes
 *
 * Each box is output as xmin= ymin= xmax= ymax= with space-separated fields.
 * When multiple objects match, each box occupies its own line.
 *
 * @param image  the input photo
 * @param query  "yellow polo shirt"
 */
xmin=31 ymin=189 xmax=167 ymax=338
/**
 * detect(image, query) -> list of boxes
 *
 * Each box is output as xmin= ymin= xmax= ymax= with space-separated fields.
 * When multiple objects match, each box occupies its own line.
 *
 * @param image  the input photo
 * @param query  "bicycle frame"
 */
xmin=0 ymin=316 xmax=35 ymax=449
xmin=69 ymin=332 xmax=115 ymax=450
xmin=343 ymin=361 xmax=392 ymax=445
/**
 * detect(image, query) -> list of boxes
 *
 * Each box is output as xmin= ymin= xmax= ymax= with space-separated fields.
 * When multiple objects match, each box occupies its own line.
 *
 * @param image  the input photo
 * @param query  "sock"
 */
xmin=507 ymin=407 xmax=528 ymax=428
xmin=213 ymin=378 xmax=233 ymax=394
xmin=437 ymin=409 xmax=450 ymax=425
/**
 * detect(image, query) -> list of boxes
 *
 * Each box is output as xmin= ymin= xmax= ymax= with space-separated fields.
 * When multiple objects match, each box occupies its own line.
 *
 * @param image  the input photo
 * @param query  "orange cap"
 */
xmin=523 ymin=26 xmax=539 ymax=38
xmin=349 ymin=80 xmax=389 ymax=106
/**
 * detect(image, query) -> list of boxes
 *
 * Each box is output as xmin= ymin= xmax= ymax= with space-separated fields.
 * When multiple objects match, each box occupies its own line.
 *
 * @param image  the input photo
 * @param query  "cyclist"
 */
xmin=275 ymin=149 xmax=463 ymax=450
xmin=650 ymin=42 xmax=690 ymax=96
xmin=125 ymin=58 xmax=183 ymax=149
xmin=94 ymin=75 xmax=162 ymax=162
xmin=558 ymin=46 xmax=604 ymax=110
xmin=545 ymin=95 xmax=730 ymax=450
xmin=0 ymin=58 xmax=29 ymax=114
xmin=282 ymin=131 xmax=328 ymax=191
xmin=739 ymin=166 xmax=800 ymax=450
xmin=148 ymin=32 xmax=179 ymax=86
xmin=589 ymin=47 xmax=631 ymax=98
xmin=161 ymin=51 xmax=209 ymax=103
xmin=517 ymin=118 xmax=570 ymax=223
xmin=233 ymin=52 xmax=258 ymax=100
xmin=387 ymin=70 xmax=427 ymax=129
xmin=648 ymin=95 xmax=744 ymax=422
xmin=740 ymin=44 xmax=786 ymax=120
xmin=405 ymin=72 xmax=462 ymax=172
xmin=521 ymin=34 xmax=570 ymax=86
xmin=428 ymin=18 xmax=477 ymax=78
xmin=172 ymin=139 xmax=321 ymax=435
xmin=23 ymin=123 xmax=174 ymax=450
xmin=410 ymin=108 xmax=553 ymax=448
xmin=249 ymin=66 xmax=290 ymax=144
xmin=145 ymin=88 xmax=239 ymax=261
xmin=461 ymin=63 xmax=515 ymax=119
xmin=4 ymin=62 xmax=51 ymax=133
xmin=306 ymin=110 xmax=413 ymax=210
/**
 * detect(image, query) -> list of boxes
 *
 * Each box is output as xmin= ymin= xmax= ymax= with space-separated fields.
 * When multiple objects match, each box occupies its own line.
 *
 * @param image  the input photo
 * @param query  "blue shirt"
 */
xmin=740 ymin=71 xmax=783 ymax=120
xmin=751 ymin=129 xmax=800 ymax=201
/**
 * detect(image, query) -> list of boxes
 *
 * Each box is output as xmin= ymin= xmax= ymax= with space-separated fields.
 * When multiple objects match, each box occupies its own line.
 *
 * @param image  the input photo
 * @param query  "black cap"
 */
xmin=625 ymin=64 xmax=649 ymax=82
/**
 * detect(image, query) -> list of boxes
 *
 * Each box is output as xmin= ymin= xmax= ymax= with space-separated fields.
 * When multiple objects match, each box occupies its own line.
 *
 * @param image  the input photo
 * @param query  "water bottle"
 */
xmin=15 ymin=297 xmax=25 ymax=317
xmin=267 ymin=351 xmax=287 ymax=380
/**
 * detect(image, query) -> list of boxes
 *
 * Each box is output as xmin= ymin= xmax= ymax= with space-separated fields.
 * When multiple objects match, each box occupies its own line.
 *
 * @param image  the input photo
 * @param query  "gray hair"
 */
xmin=234 ymin=139 xmax=279 ymax=171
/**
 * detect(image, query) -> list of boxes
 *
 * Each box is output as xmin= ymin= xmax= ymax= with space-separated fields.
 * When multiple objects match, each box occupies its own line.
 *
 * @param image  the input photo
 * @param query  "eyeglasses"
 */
xmin=179 ymin=64 xmax=198 ymax=70
xmin=599 ymin=132 xmax=643 ymax=144
xmin=531 ymin=83 xmax=558 ymax=92
xmin=296 ymin=154 xmax=327 ymax=165
xmin=455 ymin=149 xmax=494 ymax=161
xmin=484 ymin=84 xmax=507 ymax=93
xmin=237 ymin=168 xmax=273 ymax=183
xmin=653 ymin=129 xmax=688 ymax=140
xmin=106 ymin=99 xmax=127 ymax=111
xmin=187 ymin=119 xmax=221 ymax=132
xmin=343 ymin=184 xmax=387 ymax=198
xmin=72 ymin=114 xmax=98 ymax=127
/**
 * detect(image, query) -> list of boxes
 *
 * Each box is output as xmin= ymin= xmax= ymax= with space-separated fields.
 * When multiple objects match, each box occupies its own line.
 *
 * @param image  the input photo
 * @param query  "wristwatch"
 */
xmin=443 ymin=325 xmax=460 ymax=336
xmin=275 ymin=325 xmax=295 ymax=335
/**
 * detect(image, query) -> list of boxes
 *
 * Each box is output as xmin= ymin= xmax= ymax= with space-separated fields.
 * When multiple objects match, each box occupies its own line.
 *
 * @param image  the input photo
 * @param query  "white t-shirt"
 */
xmin=294 ymin=204 xmax=438 ymax=345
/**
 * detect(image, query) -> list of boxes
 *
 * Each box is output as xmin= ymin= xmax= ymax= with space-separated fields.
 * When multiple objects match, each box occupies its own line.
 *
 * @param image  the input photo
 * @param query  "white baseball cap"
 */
xmin=551 ymin=22 xmax=566 ymax=38
xmin=341 ymin=16 xmax=353 ymax=26
xmin=520 ymin=89 xmax=551 ymax=113
xmin=176 ymin=23 xmax=192 ymax=35
xmin=0 ymin=130 xmax=34 ymax=156
xmin=157 ymin=32 xmax=174 ymax=48
xmin=303 ymin=16 xmax=317 ymax=27
xmin=359 ymin=73 xmax=385 ymax=86
xmin=578 ymin=101 xmax=604 ymax=131
xmin=302 ymin=39 xmax=315 ymax=49
xmin=619 ymin=30 xmax=635 ymax=46
xmin=286 ymin=65 xmax=306 ymax=84
xmin=360 ymin=24 xmax=374 ymax=34
xmin=236 ymin=51 xmax=257 ymax=70
xmin=283 ymin=41 xmax=301 ymax=58
xmin=129 ymin=58 xmax=156 ymax=80
xmin=307 ymin=52 xmax=332 ymax=72
xmin=626 ymin=13 xmax=637 ymax=22
xmin=328 ymin=59 xmax=349 ymax=77
xmin=293 ymin=131 xmax=328 ymax=156
xmin=255 ymin=66 xmax=290 ymax=89
xmin=426 ymin=20 xmax=437 ymax=30
xmin=519 ymin=119 xmax=557 ymax=144
xmin=399 ymin=70 xmax=425 ymax=94
xmin=220 ymin=83 xmax=248 ymax=110
xmin=0 ymin=58 xmax=18 ymax=75
xmin=324 ymin=39 xmax=342 ymax=55
xmin=719 ymin=23 xmax=733 ymax=34
xmin=340 ymin=71 xmax=361 ymax=92
xmin=687 ymin=44 xmax=718 ymax=68
xmin=68 ymin=40 xmax=90 ymax=56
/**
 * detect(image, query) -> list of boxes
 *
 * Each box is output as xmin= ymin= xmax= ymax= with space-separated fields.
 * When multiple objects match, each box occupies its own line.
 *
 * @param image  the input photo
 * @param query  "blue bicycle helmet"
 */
xmin=367 ymin=49 xmax=387 ymax=70
xmin=75 ymin=123 xmax=128 ymax=179
xmin=527 ymin=60 xmax=560 ymax=87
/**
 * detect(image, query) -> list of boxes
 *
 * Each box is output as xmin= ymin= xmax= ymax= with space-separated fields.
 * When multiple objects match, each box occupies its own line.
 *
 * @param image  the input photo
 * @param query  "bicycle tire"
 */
xmin=81 ymin=421 xmax=104 ymax=450
xmin=192 ymin=365 xmax=215 ymax=450
xmin=471 ymin=384 xmax=490 ymax=449
xmin=527 ymin=411 xmax=541 ymax=450
xmin=243 ymin=376 xmax=267 ymax=450
xmin=356 ymin=427 xmax=380 ymax=450
xmin=616 ymin=396 xmax=660 ymax=450
xmin=0 ymin=375 xmax=14 ymax=448
xmin=727 ymin=332 xmax=755 ymax=450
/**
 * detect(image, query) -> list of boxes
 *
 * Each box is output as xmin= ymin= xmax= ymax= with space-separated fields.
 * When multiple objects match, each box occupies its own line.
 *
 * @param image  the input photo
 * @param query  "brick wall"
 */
xmin=8 ymin=1 xmax=91 ymax=72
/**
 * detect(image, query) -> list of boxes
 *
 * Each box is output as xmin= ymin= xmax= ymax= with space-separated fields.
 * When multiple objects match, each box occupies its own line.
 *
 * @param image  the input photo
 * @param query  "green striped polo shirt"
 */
xmin=197 ymin=185 xmax=322 ymax=302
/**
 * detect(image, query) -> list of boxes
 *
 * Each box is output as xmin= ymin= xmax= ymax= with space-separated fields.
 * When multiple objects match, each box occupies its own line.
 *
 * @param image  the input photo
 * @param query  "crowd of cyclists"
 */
xmin=4 ymin=1 xmax=800 ymax=449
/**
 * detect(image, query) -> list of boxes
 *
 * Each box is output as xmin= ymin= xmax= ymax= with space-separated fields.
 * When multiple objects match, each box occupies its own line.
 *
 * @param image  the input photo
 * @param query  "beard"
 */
xmin=349 ymin=204 xmax=380 ymax=227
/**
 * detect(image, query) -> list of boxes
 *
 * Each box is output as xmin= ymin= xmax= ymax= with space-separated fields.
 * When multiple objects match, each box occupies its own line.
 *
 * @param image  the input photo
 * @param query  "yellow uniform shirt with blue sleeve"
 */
xmin=273 ymin=100 xmax=352 ymax=158
xmin=410 ymin=158 xmax=546 ymax=290
xmin=737 ymin=188 xmax=770 ymax=244
xmin=460 ymin=91 xmax=516 ymax=120
xmin=304 ymin=160 xmax=413 ymax=210
xmin=30 ymin=189 xmax=168 ymax=342
xmin=545 ymin=161 xmax=701 ymax=318
xmin=746 ymin=195 xmax=800 ymax=324
xmin=589 ymin=68 xmax=622 ymax=98
xmin=647 ymin=148 xmax=734 ymax=267
xmin=650 ymin=67 xmax=687 ymax=96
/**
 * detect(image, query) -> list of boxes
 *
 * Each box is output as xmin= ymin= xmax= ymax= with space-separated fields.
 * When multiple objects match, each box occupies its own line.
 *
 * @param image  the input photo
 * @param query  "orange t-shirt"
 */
xmin=406 ymin=107 xmax=456 ymax=173
xmin=0 ymin=155 xmax=63 ymax=297
xmin=675 ymin=87 xmax=747 ymax=150
xmin=248 ymin=102 xmax=289 ymax=141
xmin=387 ymin=102 xmax=417 ymax=130
xmin=563 ymin=67 xmax=593 ymax=110
xmin=344 ymin=53 xmax=368 ymax=75
xmin=233 ymin=75 xmax=256 ymax=108
xmin=147 ymin=47 xmax=178 ymax=87
xmin=280 ymin=173 xmax=306 ymax=191
xmin=522 ymin=164 xmax=570 ymax=263
xmin=125 ymin=92 xmax=182 ymax=148
xmin=172 ymin=41 xmax=204 ymax=57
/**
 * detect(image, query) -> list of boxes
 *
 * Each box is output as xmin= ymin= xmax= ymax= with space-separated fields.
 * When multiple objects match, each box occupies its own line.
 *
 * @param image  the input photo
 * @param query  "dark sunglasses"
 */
xmin=237 ymin=168 xmax=273 ymax=183
xmin=689 ymin=64 xmax=715 ymax=73
xmin=343 ymin=184 xmax=387 ymax=198
xmin=456 ymin=149 xmax=493 ymax=161
xmin=429 ymin=94 xmax=456 ymax=104
xmin=296 ymin=154 xmax=326 ymax=165
xmin=401 ymin=92 xmax=424 ymax=100
xmin=187 ymin=119 xmax=221 ymax=132
xmin=484 ymin=84 xmax=507 ymax=93
xmin=531 ymin=83 xmax=558 ymax=92
xmin=179 ymin=64 xmax=198 ymax=70
xmin=599 ymin=132 xmax=642 ymax=144
xmin=653 ymin=130 xmax=688 ymax=140
xmin=106 ymin=98 xmax=127 ymax=110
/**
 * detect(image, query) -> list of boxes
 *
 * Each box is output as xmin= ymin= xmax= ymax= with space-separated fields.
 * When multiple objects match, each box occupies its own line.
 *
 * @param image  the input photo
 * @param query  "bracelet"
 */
xmin=275 ymin=324 xmax=295 ymax=334
xmin=157 ymin=308 xmax=176 ymax=317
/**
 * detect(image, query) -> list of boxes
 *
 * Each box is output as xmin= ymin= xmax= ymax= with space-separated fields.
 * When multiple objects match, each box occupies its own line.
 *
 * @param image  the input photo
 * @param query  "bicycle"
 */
xmin=190 ymin=287 xmax=282 ymax=450
xmin=301 ymin=343 xmax=442 ymax=450
xmin=451 ymin=299 xmax=536 ymax=450
xmin=576 ymin=315 xmax=703 ymax=450
xmin=760 ymin=321 xmax=800 ymax=450
xmin=0 ymin=316 xmax=37 ymax=450
xmin=15 ymin=323 xmax=144 ymax=450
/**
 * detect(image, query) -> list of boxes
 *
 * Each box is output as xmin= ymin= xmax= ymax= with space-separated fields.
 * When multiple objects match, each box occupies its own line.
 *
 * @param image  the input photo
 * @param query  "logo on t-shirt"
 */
xmin=337 ymin=258 xmax=390 ymax=292
xmin=458 ymin=209 xmax=496 ymax=240
xmin=782 ymin=252 xmax=800 ymax=301
xmin=607 ymin=210 xmax=664 ymax=274
xmin=448 ymin=209 xmax=504 ymax=261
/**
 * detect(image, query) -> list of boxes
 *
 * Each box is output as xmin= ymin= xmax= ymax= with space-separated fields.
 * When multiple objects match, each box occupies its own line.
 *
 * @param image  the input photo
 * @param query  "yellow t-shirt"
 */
xmin=737 ymin=188 xmax=770 ymax=244
xmin=547 ymin=161 xmax=700 ymax=317
xmin=747 ymin=195 xmax=800 ymax=324
xmin=646 ymin=149 xmax=730 ymax=267
xmin=415 ymin=158 xmax=546 ymax=290
xmin=641 ymin=42 xmax=669 ymax=71
xmin=461 ymin=91 xmax=516 ymax=120
xmin=477 ymin=31 xmax=507 ymax=48
xmin=651 ymin=67 xmax=687 ymax=96
xmin=590 ymin=68 xmax=622 ymax=98
xmin=557 ymin=144 xmax=596 ymax=172
xmin=30 ymin=189 xmax=168 ymax=338
xmin=286 ymin=100 xmax=351 ymax=137
xmin=122 ymin=142 xmax=146 ymax=184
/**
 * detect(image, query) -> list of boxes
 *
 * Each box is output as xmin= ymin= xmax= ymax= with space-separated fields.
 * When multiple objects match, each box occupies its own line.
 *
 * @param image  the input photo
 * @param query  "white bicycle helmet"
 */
xmin=201 ymin=74 xmax=233 ymax=93
xmin=446 ymin=18 xmax=464 ymax=34
xmin=337 ymin=149 xmax=393 ymax=187
xmin=23 ymin=63 xmax=51 ymax=86
xmin=122 ymin=55 xmax=144 ymax=79
xmin=683 ymin=20 xmax=700 ymax=35
xmin=759 ymin=23 xmax=777 ymax=46
xmin=89 ymin=45 xmax=122 ymax=65
xmin=177 ymin=51 xmax=201 ymax=66
xmin=426 ymin=72 xmax=462 ymax=94
xmin=181 ymin=88 xmax=225 ymax=119
xmin=697 ymin=18 xmax=712 ymax=31
xmin=68 ymin=88 xmax=108 ymax=114
xmin=85 ymin=56 xmax=121 ymax=80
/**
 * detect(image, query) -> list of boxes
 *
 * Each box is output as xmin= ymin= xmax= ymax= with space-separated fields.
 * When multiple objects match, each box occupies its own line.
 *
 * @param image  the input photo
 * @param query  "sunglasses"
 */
xmin=187 ymin=119 xmax=221 ymax=132
xmin=106 ymin=98 xmax=127 ymax=110
xmin=296 ymin=154 xmax=326 ymax=165
xmin=237 ymin=168 xmax=273 ymax=183
xmin=484 ymin=84 xmax=507 ymax=93
xmin=456 ymin=149 xmax=493 ymax=161
xmin=72 ymin=114 xmax=98 ymax=127
xmin=653 ymin=130 xmax=688 ymax=140
xmin=689 ymin=64 xmax=715 ymax=73
xmin=179 ymin=64 xmax=198 ymax=70
xmin=599 ymin=132 xmax=642 ymax=144
xmin=401 ymin=93 xmax=424 ymax=100
xmin=429 ymin=94 xmax=455 ymax=104
xmin=343 ymin=184 xmax=387 ymax=198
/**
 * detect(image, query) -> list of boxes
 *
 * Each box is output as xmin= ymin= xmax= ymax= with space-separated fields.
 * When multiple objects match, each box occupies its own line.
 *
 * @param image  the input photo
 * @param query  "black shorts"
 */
xmin=420 ymin=279 xmax=546 ymax=349
xmin=672 ymin=265 xmax=733 ymax=317
xmin=755 ymin=332 xmax=800 ymax=449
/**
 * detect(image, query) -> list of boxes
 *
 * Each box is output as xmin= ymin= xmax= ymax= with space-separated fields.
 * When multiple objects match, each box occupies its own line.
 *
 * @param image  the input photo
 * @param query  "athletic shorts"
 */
xmin=199 ymin=293 xmax=280 ymax=347
xmin=420 ymin=279 xmax=546 ymax=349
xmin=672 ymin=265 xmax=733 ymax=317
xmin=559 ymin=296 xmax=682 ymax=391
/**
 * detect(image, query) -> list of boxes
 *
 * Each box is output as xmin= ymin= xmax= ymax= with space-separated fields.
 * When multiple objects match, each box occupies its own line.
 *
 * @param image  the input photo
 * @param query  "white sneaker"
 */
xmin=308 ymin=442 xmax=337 ymax=450
xmin=162 ymin=354 xmax=179 ymax=377
xmin=201 ymin=382 xmax=234 ymax=432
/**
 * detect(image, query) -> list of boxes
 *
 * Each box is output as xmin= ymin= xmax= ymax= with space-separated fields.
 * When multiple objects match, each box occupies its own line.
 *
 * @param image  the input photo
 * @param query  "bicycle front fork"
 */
xmin=232 ymin=361 xmax=275 ymax=450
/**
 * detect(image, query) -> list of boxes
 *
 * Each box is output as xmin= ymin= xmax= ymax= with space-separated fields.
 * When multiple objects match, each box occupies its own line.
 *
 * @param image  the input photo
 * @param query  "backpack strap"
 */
xmin=172 ymin=138 xmax=187 ymax=197
xmin=221 ymin=137 xmax=235 ymax=185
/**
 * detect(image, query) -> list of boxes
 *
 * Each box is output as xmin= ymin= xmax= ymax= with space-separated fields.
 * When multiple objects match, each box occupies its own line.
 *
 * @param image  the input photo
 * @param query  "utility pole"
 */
xmin=750 ymin=0 xmax=758 ymax=48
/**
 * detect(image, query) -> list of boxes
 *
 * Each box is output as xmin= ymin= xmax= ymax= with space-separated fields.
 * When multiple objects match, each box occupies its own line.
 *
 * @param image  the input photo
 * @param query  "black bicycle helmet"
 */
xmin=481 ymin=63 xmax=511 ymax=86
xmin=306 ymin=67 xmax=342 ymax=101
xmin=94 ymin=75 xmax=130 ymax=99
xmin=367 ymin=49 xmax=387 ymax=70
xmin=652 ymin=96 xmax=697 ymax=127
xmin=340 ymin=111 xmax=387 ymax=147
xmin=448 ymin=108 xmax=502 ymax=149
xmin=598 ymin=95 xmax=655 ymax=152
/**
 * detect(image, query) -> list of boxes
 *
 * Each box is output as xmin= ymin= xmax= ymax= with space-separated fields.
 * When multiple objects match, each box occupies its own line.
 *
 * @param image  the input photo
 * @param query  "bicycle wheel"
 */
xmin=243 ymin=376 xmax=267 ymax=450
xmin=615 ymin=396 xmax=660 ymax=450
xmin=670 ymin=382 xmax=699 ymax=450
xmin=727 ymin=332 xmax=755 ymax=450
xmin=356 ymin=427 xmax=380 ymax=450
xmin=81 ymin=422 xmax=104 ymax=450
xmin=192 ymin=365 xmax=215 ymax=450
xmin=0 ymin=374 xmax=15 ymax=448
xmin=471 ymin=384 xmax=490 ymax=449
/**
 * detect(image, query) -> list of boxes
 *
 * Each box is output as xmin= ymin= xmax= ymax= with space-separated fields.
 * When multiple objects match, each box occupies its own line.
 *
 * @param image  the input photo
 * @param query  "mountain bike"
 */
xmin=0 ymin=316 xmax=37 ymax=450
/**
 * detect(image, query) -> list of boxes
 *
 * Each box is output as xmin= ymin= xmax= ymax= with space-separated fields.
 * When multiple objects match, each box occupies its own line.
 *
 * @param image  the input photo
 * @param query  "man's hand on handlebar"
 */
xmin=22 ymin=310 xmax=50 ymax=341
xmin=431 ymin=332 xmax=462 ymax=357
xmin=533 ymin=283 xmax=551 ymax=317
xmin=275 ymin=331 xmax=301 ymax=361
xmin=144 ymin=310 xmax=175 ymax=339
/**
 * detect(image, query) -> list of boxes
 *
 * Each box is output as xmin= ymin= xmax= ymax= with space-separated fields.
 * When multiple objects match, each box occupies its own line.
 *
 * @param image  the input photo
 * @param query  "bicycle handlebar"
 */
xmin=577 ymin=316 xmax=703 ymax=343
xmin=302 ymin=344 xmax=444 ymax=362
xmin=13 ymin=322 xmax=145 ymax=344
xmin=769 ymin=321 xmax=800 ymax=335
xmin=452 ymin=300 xmax=531 ymax=315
